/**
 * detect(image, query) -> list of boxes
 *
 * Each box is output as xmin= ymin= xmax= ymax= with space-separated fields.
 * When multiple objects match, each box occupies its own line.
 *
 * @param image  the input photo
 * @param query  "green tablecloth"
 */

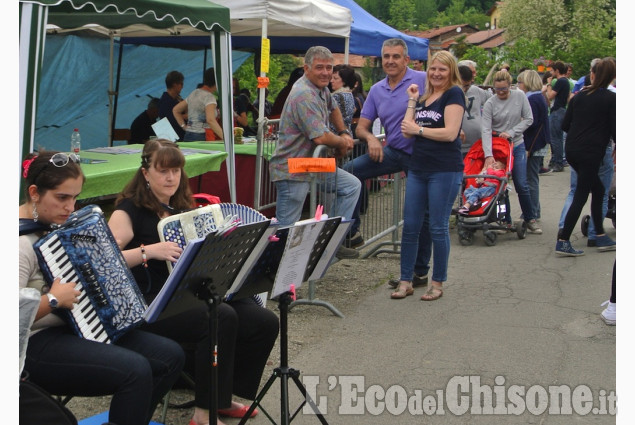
xmin=178 ymin=141 xmax=274 ymax=160
xmin=78 ymin=144 xmax=227 ymax=201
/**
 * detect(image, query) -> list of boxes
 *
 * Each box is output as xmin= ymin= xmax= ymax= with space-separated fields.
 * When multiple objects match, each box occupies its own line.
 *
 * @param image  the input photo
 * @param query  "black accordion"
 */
xmin=33 ymin=205 xmax=147 ymax=343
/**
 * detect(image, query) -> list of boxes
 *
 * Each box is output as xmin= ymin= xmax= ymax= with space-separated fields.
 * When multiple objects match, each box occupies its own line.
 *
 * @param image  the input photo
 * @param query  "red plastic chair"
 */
xmin=192 ymin=193 xmax=221 ymax=207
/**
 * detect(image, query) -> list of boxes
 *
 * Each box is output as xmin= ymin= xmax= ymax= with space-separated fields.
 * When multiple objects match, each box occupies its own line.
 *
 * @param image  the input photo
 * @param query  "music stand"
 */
xmin=288 ymin=218 xmax=350 ymax=317
xmin=145 ymin=220 xmax=271 ymax=425
xmin=238 ymin=221 xmax=344 ymax=425
xmin=238 ymin=290 xmax=328 ymax=425
xmin=226 ymin=227 xmax=290 ymax=302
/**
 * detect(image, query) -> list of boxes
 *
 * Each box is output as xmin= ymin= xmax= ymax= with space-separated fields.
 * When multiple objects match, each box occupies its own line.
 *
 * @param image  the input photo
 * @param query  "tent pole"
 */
xmin=214 ymin=32 xmax=236 ymax=203
xmin=203 ymin=46 xmax=208 ymax=74
xmin=253 ymin=18 xmax=268 ymax=209
xmin=344 ymin=37 xmax=350 ymax=64
xmin=110 ymin=35 xmax=124 ymax=147
xmin=19 ymin=1 xmax=47 ymax=199
xmin=108 ymin=33 xmax=114 ymax=146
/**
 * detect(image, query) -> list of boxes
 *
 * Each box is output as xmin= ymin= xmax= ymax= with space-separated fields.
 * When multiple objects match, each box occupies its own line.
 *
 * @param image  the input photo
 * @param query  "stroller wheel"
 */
xmin=483 ymin=230 xmax=497 ymax=246
xmin=581 ymin=215 xmax=590 ymax=237
xmin=516 ymin=220 xmax=527 ymax=239
xmin=458 ymin=229 xmax=473 ymax=246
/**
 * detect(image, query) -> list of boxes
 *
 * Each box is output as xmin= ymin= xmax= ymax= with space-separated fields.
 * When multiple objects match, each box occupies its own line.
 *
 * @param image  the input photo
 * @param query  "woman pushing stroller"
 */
xmin=481 ymin=70 xmax=542 ymax=234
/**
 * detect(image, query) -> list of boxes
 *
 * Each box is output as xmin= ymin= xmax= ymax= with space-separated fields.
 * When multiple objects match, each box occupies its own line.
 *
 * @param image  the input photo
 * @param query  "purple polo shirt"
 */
xmin=360 ymin=67 xmax=427 ymax=154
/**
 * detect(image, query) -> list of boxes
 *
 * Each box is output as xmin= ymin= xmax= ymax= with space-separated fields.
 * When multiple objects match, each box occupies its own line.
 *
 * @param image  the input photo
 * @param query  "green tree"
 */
xmin=459 ymin=45 xmax=496 ymax=84
xmin=500 ymin=0 xmax=615 ymax=80
xmin=499 ymin=0 xmax=570 ymax=52
xmin=428 ymin=0 xmax=488 ymax=27
xmin=450 ymin=35 xmax=470 ymax=59
xmin=233 ymin=54 xmax=302 ymax=125
xmin=388 ymin=0 xmax=417 ymax=30
xmin=497 ymin=37 xmax=553 ymax=75
xmin=413 ymin=0 xmax=438 ymax=29
xmin=358 ymin=0 xmax=391 ymax=22
xmin=566 ymin=0 xmax=616 ymax=76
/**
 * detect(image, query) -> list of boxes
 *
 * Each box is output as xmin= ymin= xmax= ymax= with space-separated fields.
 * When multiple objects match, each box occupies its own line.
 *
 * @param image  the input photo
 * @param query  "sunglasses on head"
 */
xmin=49 ymin=153 xmax=80 ymax=167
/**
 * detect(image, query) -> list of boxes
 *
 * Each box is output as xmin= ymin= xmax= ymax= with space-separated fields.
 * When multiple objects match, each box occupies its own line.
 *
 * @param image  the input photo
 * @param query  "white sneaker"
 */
xmin=600 ymin=300 xmax=616 ymax=325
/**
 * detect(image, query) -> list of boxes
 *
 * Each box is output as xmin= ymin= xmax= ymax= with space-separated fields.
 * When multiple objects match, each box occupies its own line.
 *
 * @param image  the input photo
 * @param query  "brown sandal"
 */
xmin=391 ymin=283 xmax=414 ymax=299
xmin=420 ymin=285 xmax=443 ymax=301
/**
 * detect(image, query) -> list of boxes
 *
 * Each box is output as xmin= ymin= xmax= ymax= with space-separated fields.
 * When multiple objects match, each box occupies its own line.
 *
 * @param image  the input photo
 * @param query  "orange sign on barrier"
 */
xmin=288 ymin=158 xmax=336 ymax=173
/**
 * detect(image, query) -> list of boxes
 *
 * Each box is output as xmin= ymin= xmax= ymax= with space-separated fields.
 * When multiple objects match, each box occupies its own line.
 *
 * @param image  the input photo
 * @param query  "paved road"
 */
xmin=235 ymin=167 xmax=618 ymax=425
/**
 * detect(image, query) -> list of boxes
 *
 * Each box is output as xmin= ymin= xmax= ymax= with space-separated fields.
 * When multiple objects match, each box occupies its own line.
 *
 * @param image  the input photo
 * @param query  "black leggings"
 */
xmin=559 ymin=155 xmax=606 ymax=241
xmin=610 ymin=261 xmax=616 ymax=303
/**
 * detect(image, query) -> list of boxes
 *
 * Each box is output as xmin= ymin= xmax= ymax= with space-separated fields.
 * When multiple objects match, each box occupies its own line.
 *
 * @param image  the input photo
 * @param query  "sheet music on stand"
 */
xmin=224 ymin=224 xmax=279 ymax=300
xmin=270 ymin=216 xmax=342 ymax=299
xmin=306 ymin=219 xmax=352 ymax=282
xmin=302 ymin=217 xmax=342 ymax=282
xmin=143 ymin=220 xmax=271 ymax=323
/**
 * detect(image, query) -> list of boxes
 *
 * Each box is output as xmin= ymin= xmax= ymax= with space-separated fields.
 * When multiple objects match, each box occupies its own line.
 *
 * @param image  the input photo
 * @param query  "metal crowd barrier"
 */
xmin=309 ymin=137 xmax=406 ymax=259
xmin=254 ymin=119 xmax=406 ymax=258
xmin=291 ymin=139 xmax=406 ymax=317
xmin=253 ymin=122 xmax=406 ymax=316
xmin=253 ymin=118 xmax=279 ymax=213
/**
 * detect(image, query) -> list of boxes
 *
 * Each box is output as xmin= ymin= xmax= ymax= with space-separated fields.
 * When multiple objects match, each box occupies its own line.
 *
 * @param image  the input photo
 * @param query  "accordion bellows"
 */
xmin=158 ymin=203 xmax=268 ymax=271
xmin=33 ymin=205 xmax=147 ymax=343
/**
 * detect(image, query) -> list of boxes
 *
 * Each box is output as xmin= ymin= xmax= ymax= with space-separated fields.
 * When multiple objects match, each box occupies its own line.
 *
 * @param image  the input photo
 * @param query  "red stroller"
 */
xmin=456 ymin=134 xmax=527 ymax=246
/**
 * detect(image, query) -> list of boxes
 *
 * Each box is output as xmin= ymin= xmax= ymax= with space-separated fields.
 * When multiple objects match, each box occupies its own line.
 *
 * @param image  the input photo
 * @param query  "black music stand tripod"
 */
xmin=196 ymin=282 xmax=222 ymax=425
xmin=238 ymin=291 xmax=329 ymax=425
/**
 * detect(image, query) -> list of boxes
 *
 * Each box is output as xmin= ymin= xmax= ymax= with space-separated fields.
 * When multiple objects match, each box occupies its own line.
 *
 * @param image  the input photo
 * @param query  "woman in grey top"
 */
xmin=481 ymin=70 xmax=541 ymax=234
xmin=173 ymin=67 xmax=224 ymax=142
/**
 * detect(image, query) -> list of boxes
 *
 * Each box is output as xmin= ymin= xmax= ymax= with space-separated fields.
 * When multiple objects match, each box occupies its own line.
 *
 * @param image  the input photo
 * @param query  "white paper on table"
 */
xmin=271 ymin=219 xmax=325 ymax=299
xmin=152 ymin=117 xmax=179 ymax=142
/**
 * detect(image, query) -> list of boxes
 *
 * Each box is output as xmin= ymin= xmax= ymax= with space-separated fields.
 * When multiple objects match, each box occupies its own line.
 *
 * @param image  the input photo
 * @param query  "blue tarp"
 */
xmin=330 ymin=0 xmax=428 ymax=59
xmin=34 ymin=35 xmax=251 ymax=152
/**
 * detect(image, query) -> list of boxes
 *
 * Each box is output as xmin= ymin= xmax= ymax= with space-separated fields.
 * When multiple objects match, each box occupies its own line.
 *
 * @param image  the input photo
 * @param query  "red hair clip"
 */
xmin=22 ymin=157 xmax=37 ymax=178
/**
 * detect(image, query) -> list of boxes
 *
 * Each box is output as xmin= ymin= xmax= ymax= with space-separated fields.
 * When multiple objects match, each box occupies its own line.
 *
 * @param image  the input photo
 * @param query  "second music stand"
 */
xmin=146 ymin=219 xmax=272 ymax=425
xmin=238 ymin=220 xmax=343 ymax=425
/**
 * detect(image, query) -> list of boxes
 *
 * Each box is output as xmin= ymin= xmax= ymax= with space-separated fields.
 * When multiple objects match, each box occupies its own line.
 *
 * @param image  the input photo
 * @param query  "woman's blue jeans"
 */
xmin=504 ymin=143 xmax=535 ymax=222
xmin=526 ymin=154 xmax=543 ymax=219
xmin=274 ymin=168 xmax=361 ymax=226
xmin=183 ymin=131 xmax=205 ymax=142
xmin=401 ymin=170 xmax=462 ymax=283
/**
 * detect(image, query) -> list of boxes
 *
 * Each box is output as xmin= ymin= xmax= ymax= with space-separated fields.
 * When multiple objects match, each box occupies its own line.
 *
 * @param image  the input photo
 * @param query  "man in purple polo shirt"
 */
xmin=343 ymin=39 xmax=427 ymax=275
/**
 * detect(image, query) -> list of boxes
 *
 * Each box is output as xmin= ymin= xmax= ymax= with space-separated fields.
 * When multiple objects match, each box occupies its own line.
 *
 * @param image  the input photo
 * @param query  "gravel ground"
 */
xmin=66 ymin=249 xmax=401 ymax=425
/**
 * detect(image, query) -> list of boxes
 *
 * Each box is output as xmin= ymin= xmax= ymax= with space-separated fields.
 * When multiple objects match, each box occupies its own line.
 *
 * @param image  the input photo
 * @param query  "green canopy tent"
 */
xmin=19 ymin=0 xmax=239 ymax=200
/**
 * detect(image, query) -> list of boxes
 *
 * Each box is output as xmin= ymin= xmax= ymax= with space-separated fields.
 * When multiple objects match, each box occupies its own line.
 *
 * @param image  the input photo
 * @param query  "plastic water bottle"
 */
xmin=70 ymin=128 xmax=81 ymax=160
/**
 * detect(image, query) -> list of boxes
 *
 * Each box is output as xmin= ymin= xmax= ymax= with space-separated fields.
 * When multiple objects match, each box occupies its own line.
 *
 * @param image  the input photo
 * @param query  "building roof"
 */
xmin=463 ymin=28 xmax=506 ymax=45
xmin=441 ymin=39 xmax=457 ymax=50
xmin=406 ymin=24 xmax=476 ymax=40
xmin=477 ymin=33 xmax=506 ymax=49
xmin=332 ymin=53 xmax=368 ymax=67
